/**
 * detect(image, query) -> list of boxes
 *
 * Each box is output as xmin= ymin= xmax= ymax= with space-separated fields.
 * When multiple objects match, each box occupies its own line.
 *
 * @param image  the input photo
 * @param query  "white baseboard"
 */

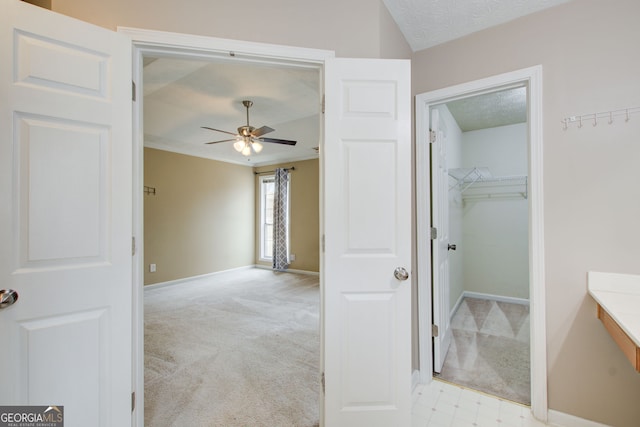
xmin=450 ymin=292 xmax=466 ymax=319
xmin=449 ymin=291 xmax=529 ymax=322
xmin=462 ymin=290 xmax=529 ymax=306
xmin=253 ymin=264 xmax=320 ymax=276
xmin=145 ymin=265 xmax=321 ymax=291
xmin=143 ymin=265 xmax=254 ymax=290
xmin=548 ymin=409 xmax=611 ymax=427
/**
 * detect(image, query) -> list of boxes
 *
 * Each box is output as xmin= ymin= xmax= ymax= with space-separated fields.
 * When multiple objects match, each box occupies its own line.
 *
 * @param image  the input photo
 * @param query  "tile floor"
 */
xmin=412 ymin=379 xmax=547 ymax=427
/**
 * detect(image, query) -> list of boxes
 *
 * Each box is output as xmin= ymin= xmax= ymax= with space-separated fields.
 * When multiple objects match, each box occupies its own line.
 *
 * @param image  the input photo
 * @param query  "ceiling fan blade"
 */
xmin=251 ymin=126 xmax=275 ymax=137
xmin=201 ymin=126 xmax=238 ymax=137
xmin=260 ymin=137 xmax=297 ymax=146
xmin=205 ymin=138 xmax=236 ymax=144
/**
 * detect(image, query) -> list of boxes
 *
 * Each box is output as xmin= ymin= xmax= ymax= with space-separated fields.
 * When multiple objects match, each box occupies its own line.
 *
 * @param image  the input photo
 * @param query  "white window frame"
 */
xmin=259 ymin=174 xmax=291 ymax=262
xmin=259 ymin=175 xmax=275 ymax=261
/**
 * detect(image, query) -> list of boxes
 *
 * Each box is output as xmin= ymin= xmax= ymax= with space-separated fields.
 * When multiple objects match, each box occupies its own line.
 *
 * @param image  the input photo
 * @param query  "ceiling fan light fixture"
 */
xmin=202 ymin=100 xmax=297 ymax=157
xmin=252 ymin=140 xmax=263 ymax=153
xmin=233 ymin=139 xmax=245 ymax=152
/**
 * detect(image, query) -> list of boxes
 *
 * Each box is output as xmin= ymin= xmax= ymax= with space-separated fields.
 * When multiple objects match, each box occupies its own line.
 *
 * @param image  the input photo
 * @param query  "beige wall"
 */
xmin=51 ymin=0 xmax=411 ymax=59
xmin=144 ymin=148 xmax=255 ymax=285
xmin=413 ymin=1 xmax=640 ymax=425
xmin=254 ymin=159 xmax=320 ymax=273
xmin=43 ymin=0 xmax=640 ymax=424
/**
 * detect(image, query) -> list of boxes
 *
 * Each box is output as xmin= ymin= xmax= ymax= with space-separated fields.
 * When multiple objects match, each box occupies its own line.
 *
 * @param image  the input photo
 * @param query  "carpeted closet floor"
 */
xmin=144 ymin=268 xmax=320 ymax=427
xmin=436 ymin=297 xmax=531 ymax=405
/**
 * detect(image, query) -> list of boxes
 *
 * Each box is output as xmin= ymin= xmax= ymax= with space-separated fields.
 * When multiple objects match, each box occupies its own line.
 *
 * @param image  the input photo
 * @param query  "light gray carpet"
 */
xmin=437 ymin=297 xmax=531 ymax=405
xmin=144 ymin=268 xmax=320 ymax=426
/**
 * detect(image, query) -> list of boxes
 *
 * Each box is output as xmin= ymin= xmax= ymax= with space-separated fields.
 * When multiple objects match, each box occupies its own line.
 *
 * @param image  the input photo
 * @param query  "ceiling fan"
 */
xmin=202 ymin=100 xmax=297 ymax=156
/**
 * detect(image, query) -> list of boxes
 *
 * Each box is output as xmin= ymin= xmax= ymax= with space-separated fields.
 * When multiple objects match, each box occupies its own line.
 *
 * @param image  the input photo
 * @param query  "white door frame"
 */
xmin=415 ymin=65 xmax=547 ymax=421
xmin=118 ymin=27 xmax=334 ymax=426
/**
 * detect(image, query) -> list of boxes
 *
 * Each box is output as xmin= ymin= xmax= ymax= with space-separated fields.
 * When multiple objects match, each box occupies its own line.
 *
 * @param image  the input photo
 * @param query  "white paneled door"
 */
xmin=431 ymin=108 xmax=452 ymax=373
xmin=0 ymin=2 xmax=132 ymax=427
xmin=324 ymin=58 xmax=412 ymax=427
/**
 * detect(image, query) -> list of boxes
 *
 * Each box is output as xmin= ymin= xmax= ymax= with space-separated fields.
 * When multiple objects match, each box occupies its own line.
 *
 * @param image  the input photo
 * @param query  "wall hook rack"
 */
xmin=562 ymin=106 xmax=640 ymax=130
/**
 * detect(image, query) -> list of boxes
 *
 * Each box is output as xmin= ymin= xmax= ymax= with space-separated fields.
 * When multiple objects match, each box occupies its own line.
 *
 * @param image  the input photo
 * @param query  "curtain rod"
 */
xmin=254 ymin=166 xmax=295 ymax=175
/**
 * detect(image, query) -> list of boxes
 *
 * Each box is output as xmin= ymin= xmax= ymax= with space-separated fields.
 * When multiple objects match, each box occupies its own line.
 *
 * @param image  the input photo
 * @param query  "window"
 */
xmin=259 ymin=174 xmax=290 ymax=261
xmin=259 ymin=176 xmax=275 ymax=260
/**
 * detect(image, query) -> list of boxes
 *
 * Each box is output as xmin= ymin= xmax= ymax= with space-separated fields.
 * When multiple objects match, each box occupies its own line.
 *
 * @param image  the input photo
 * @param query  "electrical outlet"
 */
xmin=289 ymin=254 xmax=296 ymax=261
xmin=149 ymin=263 xmax=156 ymax=273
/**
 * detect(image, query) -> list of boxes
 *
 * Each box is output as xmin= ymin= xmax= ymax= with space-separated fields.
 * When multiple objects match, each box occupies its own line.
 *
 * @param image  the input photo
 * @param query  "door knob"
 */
xmin=394 ymin=267 xmax=409 ymax=281
xmin=448 ymin=244 xmax=457 ymax=251
xmin=0 ymin=289 xmax=18 ymax=309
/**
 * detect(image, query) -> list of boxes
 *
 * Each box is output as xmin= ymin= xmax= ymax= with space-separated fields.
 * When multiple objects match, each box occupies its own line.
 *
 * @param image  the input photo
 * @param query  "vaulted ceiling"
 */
xmin=383 ymin=0 xmax=571 ymax=51
xmin=143 ymin=0 xmax=570 ymax=166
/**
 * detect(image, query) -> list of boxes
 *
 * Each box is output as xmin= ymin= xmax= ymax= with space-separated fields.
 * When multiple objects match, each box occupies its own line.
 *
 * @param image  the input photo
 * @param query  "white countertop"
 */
xmin=588 ymin=271 xmax=640 ymax=347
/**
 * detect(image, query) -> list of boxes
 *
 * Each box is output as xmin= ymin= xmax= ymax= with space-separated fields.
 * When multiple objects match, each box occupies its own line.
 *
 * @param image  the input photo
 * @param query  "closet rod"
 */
xmin=254 ymin=166 xmax=295 ymax=175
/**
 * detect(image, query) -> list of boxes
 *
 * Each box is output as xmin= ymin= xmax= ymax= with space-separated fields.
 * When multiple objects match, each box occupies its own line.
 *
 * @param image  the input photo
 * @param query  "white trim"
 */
xmin=258 ymin=174 xmax=276 ymax=262
xmin=548 ymin=410 xmax=611 ymax=427
xmin=415 ymin=76 xmax=433 ymax=386
xmin=415 ymin=65 xmax=547 ymax=420
xmin=124 ymin=27 xmax=333 ymax=427
xmin=461 ymin=291 xmax=529 ymax=306
xmin=118 ymin=27 xmax=334 ymax=65
xmin=449 ymin=292 xmax=466 ymax=321
xmin=449 ymin=291 xmax=529 ymax=324
xmin=143 ymin=265 xmax=255 ymax=291
xmin=253 ymin=264 xmax=320 ymax=276
xmin=130 ymin=46 xmax=145 ymax=427
xmin=411 ymin=370 xmax=421 ymax=392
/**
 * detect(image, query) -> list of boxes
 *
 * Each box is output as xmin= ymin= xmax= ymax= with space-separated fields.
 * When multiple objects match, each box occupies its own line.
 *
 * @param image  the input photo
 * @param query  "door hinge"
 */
xmin=321 ymin=234 xmax=325 ymax=253
xmin=430 ymin=227 xmax=437 ymax=240
xmin=132 ymin=81 xmax=137 ymax=102
xmin=321 ymin=94 xmax=325 ymax=114
xmin=132 ymin=236 xmax=136 ymax=256
xmin=429 ymin=129 xmax=436 ymax=144
xmin=321 ymin=372 xmax=325 ymax=395
xmin=432 ymin=324 xmax=439 ymax=337
xmin=131 ymin=391 xmax=136 ymax=412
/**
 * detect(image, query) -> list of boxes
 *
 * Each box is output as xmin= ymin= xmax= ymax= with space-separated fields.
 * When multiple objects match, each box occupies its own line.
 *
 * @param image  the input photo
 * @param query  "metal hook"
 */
xmin=608 ymin=111 xmax=613 ymax=125
xmin=578 ymin=116 xmax=583 ymax=128
xmin=592 ymin=115 xmax=597 ymax=127
xmin=626 ymin=109 xmax=630 ymax=122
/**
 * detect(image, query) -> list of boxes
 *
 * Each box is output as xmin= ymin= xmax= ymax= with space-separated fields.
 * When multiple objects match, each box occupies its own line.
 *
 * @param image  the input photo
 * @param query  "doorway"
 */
xmin=415 ymin=66 xmax=547 ymax=420
xmin=124 ymin=29 xmax=331 ymax=426
xmin=430 ymin=87 xmax=531 ymax=404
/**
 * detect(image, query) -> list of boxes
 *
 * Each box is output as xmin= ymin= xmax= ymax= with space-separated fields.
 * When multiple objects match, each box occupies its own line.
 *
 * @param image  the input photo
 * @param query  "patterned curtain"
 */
xmin=272 ymin=168 xmax=290 ymax=271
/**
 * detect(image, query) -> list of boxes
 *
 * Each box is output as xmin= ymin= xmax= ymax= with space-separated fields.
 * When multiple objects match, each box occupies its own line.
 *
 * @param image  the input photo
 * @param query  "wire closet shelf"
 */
xmin=448 ymin=167 xmax=528 ymax=200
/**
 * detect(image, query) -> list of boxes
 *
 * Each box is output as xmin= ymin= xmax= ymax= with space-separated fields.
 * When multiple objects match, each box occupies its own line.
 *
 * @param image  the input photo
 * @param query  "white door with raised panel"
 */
xmin=431 ymin=108 xmax=452 ymax=373
xmin=324 ymin=58 xmax=411 ymax=427
xmin=0 ymin=2 xmax=132 ymax=426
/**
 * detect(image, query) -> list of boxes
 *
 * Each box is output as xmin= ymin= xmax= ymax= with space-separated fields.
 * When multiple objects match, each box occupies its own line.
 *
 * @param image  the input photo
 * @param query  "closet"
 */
xmin=433 ymin=89 xmax=532 ymax=405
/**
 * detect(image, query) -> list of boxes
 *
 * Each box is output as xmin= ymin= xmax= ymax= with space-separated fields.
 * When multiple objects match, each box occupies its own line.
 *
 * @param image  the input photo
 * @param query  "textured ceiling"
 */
xmin=446 ymin=87 xmax=527 ymax=132
xmin=382 ymin=0 xmax=572 ymax=51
